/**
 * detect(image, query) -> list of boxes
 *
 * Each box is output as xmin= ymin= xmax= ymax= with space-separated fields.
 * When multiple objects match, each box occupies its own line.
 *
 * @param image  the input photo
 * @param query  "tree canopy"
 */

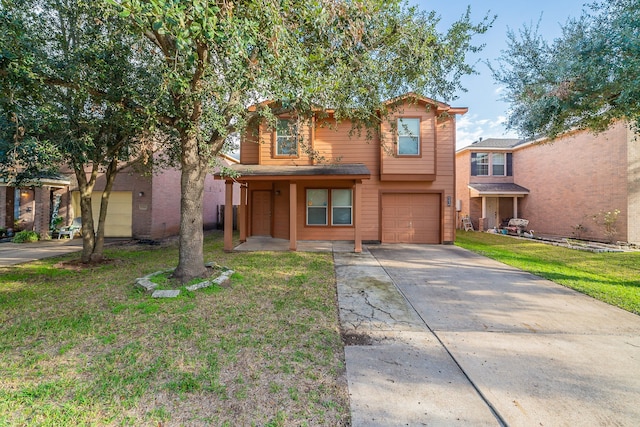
xmin=3 ymin=0 xmax=492 ymax=280
xmin=111 ymin=0 xmax=493 ymax=282
xmin=0 ymin=0 xmax=165 ymax=261
xmin=492 ymin=0 xmax=640 ymax=139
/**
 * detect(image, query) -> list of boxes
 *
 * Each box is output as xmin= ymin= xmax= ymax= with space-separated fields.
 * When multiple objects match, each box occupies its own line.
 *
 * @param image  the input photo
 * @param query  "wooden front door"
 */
xmin=251 ymin=190 xmax=272 ymax=236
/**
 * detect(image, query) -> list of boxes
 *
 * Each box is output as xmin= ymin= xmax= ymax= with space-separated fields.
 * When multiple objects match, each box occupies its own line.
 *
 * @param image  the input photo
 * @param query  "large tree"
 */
xmin=492 ymin=0 xmax=640 ymax=139
xmin=0 ymin=0 xmax=166 ymax=262
xmin=111 ymin=0 xmax=492 ymax=282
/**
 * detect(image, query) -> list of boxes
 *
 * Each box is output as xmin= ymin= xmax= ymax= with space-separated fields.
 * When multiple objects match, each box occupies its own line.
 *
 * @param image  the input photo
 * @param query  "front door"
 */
xmin=486 ymin=197 xmax=499 ymax=229
xmin=251 ymin=190 xmax=272 ymax=236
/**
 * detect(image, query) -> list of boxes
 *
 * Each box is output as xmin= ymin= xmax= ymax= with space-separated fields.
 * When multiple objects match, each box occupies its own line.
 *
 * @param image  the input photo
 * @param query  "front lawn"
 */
xmin=0 ymin=231 xmax=349 ymax=426
xmin=455 ymin=231 xmax=640 ymax=315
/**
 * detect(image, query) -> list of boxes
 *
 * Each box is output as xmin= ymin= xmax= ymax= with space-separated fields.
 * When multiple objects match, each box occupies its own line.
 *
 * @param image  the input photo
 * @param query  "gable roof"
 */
xmin=456 ymin=138 xmax=525 ymax=154
xmin=247 ymin=93 xmax=468 ymax=116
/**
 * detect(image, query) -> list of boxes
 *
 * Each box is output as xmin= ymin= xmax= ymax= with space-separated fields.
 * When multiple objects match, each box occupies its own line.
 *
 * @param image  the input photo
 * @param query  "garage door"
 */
xmin=381 ymin=193 xmax=441 ymax=243
xmin=72 ymin=191 xmax=132 ymax=237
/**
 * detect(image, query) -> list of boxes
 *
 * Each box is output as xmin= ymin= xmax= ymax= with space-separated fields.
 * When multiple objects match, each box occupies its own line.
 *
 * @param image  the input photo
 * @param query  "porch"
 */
xmin=233 ymin=236 xmax=357 ymax=252
xmin=217 ymin=163 xmax=371 ymax=253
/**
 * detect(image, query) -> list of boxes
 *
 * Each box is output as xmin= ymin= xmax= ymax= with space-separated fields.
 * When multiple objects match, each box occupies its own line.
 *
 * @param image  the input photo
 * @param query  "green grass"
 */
xmin=456 ymin=231 xmax=640 ymax=315
xmin=0 ymin=231 xmax=349 ymax=426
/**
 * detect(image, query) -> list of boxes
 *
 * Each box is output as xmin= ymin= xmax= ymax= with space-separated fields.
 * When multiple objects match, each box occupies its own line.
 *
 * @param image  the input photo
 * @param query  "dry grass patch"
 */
xmin=0 ymin=231 xmax=350 ymax=426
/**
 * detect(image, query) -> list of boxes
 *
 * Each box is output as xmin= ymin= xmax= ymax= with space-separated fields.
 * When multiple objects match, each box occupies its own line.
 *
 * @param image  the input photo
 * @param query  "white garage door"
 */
xmin=381 ymin=193 xmax=441 ymax=243
xmin=72 ymin=191 xmax=132 ymax=237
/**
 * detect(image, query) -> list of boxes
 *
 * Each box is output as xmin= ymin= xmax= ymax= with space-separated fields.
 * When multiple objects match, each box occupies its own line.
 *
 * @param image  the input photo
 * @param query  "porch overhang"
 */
xmin=215 ymin=163 xmax=371 ymax=182
xmin=468 ymin=183 xmax=529 ymax=198
xmin=0 ymin=174 xmax=71 ymax=189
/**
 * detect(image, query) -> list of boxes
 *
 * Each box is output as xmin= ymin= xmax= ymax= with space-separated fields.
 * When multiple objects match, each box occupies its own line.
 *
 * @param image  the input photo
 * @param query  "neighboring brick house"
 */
xmin=455 ymin=121 xmax=640 ymax=244
xmin=216 ymin=93 xmax=467 ymax=252
xmin=0 ymin=156 xmax=239 ymax=240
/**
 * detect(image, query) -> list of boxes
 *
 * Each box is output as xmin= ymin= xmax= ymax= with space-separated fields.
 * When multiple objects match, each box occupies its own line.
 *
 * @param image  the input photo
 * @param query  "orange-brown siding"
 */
xmin=240 ymin=99 xmax=461 ymax=244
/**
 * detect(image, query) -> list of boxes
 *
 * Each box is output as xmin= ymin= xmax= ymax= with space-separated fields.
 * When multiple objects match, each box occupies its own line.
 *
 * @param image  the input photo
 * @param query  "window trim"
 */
xmin=331 ymin=189 xmax=353 ymax=226
xmin=306 ymin=189 xmax=328 ymax=226
xmin=396 ymin=117 xmax=421 ymax=157
xmin=305 ymin=188 xmax=354 ymax=227
xmin=471 ymin=152 xmax=512 ymax=177
xmin=476 ymin=153 xmax=490 ymax=176
xmin=491 ymin=153 xmax=506 ymax=176
xmin=274 ymin=118 xmax=299 ymax=158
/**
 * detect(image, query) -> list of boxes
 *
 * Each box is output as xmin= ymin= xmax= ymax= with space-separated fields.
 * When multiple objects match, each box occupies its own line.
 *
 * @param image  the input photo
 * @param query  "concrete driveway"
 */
xmin=336 ymin=244 xmax=640 ymax=426
xmin=0 ymin=238 xmax=83 ymax=266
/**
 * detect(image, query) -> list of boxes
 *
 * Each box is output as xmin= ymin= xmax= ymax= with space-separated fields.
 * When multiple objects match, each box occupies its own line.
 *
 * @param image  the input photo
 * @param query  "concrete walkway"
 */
xmin=337 ymin=244 xmax=640 ymax=426
xmin=0 ymin=238 xmax=83 ymax=266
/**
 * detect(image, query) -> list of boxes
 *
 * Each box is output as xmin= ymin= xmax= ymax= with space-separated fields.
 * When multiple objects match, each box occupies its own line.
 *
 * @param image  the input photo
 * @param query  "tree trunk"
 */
xmin=92 ymin=158 xmax=118 ymax=262
xmin=79 ymin=191 xmax=96 ymax=263
xmin=172 ymin=134 xmax=208 ymax=283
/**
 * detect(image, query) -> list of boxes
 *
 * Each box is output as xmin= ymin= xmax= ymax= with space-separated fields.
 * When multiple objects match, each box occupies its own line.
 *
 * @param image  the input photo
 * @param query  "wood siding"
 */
xmin=380 ymin=103 xmax=437 ymax=177
xmin=239 ymin=98 xmax=461 ymax=244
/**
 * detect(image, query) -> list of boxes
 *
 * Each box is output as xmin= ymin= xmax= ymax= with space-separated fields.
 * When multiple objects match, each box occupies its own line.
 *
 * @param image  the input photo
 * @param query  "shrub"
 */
xmin=12 ymin=230 xmax=40 ymax=243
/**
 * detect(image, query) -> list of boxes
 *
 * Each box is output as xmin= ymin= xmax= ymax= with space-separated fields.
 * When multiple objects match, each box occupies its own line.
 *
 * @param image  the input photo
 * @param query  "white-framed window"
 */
xmin=492 ymin=153 xmax=505 ymax=176
xmin=397 ymin=118 xmax=420 ymax=155
xmin=472 ymin=152 xmax=511 ymax=176
xmin=276 ymin=118 xmax=298 ymax=156
xmin=306 ymin=188 xmax=353 ymax=226
xmin=331 ymin=189 xmax=352 ymax=226
xmin=476 ymin=153 xmax=489 ymax=176
xmin=307 ymin=189 xmax=328 ymax=225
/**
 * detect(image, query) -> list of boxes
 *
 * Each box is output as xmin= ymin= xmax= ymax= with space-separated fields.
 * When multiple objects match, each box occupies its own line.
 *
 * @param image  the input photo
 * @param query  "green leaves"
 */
xmin=493 ymin=0 xmax=640 ymax=139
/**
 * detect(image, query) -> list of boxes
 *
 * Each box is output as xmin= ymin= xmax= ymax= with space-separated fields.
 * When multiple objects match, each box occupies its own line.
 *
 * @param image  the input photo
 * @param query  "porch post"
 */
xmin=479 ymin=196 xmax=487 ymax=231
xmin=0 ymin=186 xmax=6 ymax=228
xmin=289 ymin=181 xmax=297 ymax=251
xmin=34 ymin=186 xmax=52 ymax=239
xmin=223 ymin=180 xmax=234 ymax=252
xmin=239 ymin=184 xmax=247 ymax=242
xmin=354 ymin=180 xmax=362 ymax=253
xmin=513 ymin=196 xmax=518 ymax=219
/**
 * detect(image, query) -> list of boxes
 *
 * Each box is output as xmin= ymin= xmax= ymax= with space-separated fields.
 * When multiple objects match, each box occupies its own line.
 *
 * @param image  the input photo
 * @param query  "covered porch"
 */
xmin=217 ymin=163 xmax=371 ymax=253
xmin=467 ymin=183 xmax=529 ymax=231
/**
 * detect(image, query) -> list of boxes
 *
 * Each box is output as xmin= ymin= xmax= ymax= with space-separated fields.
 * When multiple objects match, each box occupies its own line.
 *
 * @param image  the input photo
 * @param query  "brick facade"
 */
xmin=456 ymin=122 xmax=638 ymax=244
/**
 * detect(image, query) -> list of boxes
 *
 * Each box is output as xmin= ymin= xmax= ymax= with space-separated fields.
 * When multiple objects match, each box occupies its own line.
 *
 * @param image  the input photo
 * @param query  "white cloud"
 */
xmin=455 ymin=114 xmax=519 ymax=149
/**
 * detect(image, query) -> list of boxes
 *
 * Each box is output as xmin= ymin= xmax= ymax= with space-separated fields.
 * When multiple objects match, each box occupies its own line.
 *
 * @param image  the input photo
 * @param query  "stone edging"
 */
xmin=135 ymin=262 xmax=235 ymax=298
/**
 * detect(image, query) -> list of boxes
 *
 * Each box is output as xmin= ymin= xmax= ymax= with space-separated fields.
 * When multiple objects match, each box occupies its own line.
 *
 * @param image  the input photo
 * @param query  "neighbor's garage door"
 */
xmin=72 ymin=191 xmax=132 ymax=237
xmin=381 ymin=193 xmax=441 ymax=243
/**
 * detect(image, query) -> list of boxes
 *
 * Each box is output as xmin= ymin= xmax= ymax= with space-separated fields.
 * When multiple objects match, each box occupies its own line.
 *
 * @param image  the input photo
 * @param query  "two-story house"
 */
xmin=456 ymin=121 xmax=639 ymax=244
xmin=455 ymin=138 xmax=530 ymax=231
xmin=216 ymin=93 xmax=467 ymax=252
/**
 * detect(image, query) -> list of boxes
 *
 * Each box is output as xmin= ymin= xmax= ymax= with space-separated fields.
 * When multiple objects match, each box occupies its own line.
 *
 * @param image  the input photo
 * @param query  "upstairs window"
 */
xmin=492 ymin=153 xmax=505 ymax=176
xmin=276 ymin=118 xmax=298 ymax=156
xmin=471 ymin=152 xmax=512 ymax=176
xmin=397 ymin=118 xmax=420 ymax=155
xmin=476 ymin=153 xmax=489 ymax=176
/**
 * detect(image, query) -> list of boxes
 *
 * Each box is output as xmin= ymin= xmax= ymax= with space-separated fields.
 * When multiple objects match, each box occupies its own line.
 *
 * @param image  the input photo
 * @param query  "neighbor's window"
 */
xmin=276 ymin=118 xmax=298 ymax=156
xmin=307 ymin=189 xmax=328 ymax=225
xmin=492 ymin=153 xmax=505 ymax=176
xmin=476 ymin=153 xmax=489 ymax=175
xmin=331 ymin=189 xmax=352 ymax=226
xmin=397 ymin=118 xmax=420 ymax=155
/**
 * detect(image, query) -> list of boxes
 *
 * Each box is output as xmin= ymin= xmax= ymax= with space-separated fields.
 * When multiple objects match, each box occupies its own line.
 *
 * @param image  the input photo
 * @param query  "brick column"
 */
xmin=0 ymin=187 xmax=6 ymax=229
xmin=34 ymin=186 xmax=52 ymax=239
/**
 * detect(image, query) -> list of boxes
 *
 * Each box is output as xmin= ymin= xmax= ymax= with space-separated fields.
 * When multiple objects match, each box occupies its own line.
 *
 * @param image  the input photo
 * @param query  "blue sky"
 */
xmin=408 ymin=0 xmax=590 ymax=148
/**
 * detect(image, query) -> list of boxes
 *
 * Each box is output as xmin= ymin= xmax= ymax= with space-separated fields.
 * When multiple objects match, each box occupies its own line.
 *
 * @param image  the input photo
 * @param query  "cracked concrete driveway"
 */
xmin=335 ymin=244 xmax=640 ymax=426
